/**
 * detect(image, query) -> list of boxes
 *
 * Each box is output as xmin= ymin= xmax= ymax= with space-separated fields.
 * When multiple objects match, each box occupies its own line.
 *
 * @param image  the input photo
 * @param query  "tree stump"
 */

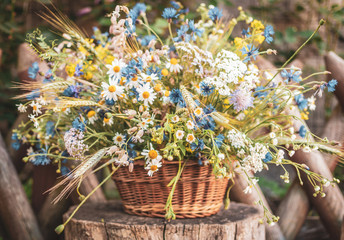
xmin=64 ymin=201 xmax=265 ymax=240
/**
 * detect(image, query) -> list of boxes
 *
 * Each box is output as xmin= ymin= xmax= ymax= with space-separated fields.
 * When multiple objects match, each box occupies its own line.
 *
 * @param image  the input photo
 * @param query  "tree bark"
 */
xmin=0 ymin=135 xmax=43 ymax=240
xmin=64 ymin=200 xmax=265 ymax=240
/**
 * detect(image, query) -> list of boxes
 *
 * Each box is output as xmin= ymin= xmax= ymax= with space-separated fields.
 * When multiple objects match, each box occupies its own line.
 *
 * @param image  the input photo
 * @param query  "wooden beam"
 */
xmin=0 ymin=135 xmax=43 ymax=240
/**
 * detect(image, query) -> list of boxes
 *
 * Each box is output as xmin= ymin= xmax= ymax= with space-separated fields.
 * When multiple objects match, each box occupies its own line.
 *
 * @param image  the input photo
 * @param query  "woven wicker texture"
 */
xmin=113 ymin=160 xmax=229 ymax=218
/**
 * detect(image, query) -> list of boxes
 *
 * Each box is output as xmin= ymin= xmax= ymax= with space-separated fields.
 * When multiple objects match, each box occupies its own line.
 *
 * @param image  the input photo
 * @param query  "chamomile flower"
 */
xmin=101 ymin=78 xmax=125 ymax=102
xmin=86 ymin=110 xmax=98 ymax=124
xmin=137 ymin=84 xmax=157 ymax=106
xmin=113 ymin=133 xmax=126 ymax=146
xmin=193 ymin=107 xmax=203 ymax=117
xmin=29 ymin=114 xmax=39 ymax=128
xmin=176 ymin=130 xmax=185 ymax=140
xmin=145 ymin=158 xmax=162 ymax=177
xmin=308 ymin=96 xmax=316 ymax=111
xmin=171 ymin=115 xmax=180 ymax=123
xmin=142 ymin=145 xmax=162 ymax=161
xmin=166 ymin=58 xmax=183 ymax=73
xmin=186 ymin=120 xmax=195 ymax=129
xmin=106 ymin=59 xmax=126 ymax=79
xmin=103 ymin=116 xmax=114 ymax=126
xmin=186 ymin=133 xmax=196 ymax=143
xmin=17 ymin=104 xmax=27 ymax=113
xmin=30 ymin=101 xmax=42 ymax=116
xmin=140 ymin=72 xmax=158 ymax=83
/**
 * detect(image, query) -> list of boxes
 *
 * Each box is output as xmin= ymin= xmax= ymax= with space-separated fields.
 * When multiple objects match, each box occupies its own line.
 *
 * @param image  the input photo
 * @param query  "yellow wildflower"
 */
xmin=251 ymin=20 xmax=264 ymax=31
xmin=65 ymin=64 xmax=76 ymax=77
xmin=301 ymin=112 xmax=309 ymax=120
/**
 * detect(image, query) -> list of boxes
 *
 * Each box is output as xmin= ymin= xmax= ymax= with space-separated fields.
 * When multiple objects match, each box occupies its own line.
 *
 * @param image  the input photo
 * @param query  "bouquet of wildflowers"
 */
xmin=13 ymin=2 xmax=343 ymax=231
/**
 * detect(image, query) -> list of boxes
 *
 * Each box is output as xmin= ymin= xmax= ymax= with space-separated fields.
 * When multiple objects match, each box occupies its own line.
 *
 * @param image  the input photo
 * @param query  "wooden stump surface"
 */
xmin=64 ymin=201 xmax=265 ymax=240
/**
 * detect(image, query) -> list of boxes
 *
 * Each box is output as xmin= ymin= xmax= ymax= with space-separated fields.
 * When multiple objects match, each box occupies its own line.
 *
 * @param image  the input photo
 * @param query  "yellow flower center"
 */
xmin=148 ymin=150 xmax=158 ymax=159
xmin=146 ymin=76 xmax=152 ymax=82
xmin=187 ymin=135 xmax=194 ymax=142
xmin=194 ymin=108 xmax=202 ymax=115
xmin=87 ymin=110 xmax=96 ymax=118
xmin=142 ymin=91 xmax=150 ymax=99
xmin=33 ymin=106 xmax=37 ymax=111
xmin=132 ymin=75 xmax=138 ymax=81
xmin=116 ymin=136 xmax=123 ymax=142
xmin=161 ymin=68 xmax=168 ymax=76
xmin=164 ymin=90 xmax=170 ymax=97
xmin=120 ymin=77 xmax=126 ymax=85
xmin=108 ymin=85 xmax=116 ymax=92
xmin=113 ymin=65 xmax=121 ymax=73
xmin=104 ymin=117 xmax=110 ymax=123
xmin=154 ymin=84 xmax=162 ymax=92
xmin=150 ymin=165 xmax=158 ymax=171
xmin=170 ymin=58 xmax=178 ymax=65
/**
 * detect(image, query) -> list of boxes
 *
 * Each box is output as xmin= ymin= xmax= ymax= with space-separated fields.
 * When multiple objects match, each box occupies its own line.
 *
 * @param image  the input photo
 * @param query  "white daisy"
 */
xmin=193 ymin=107 xmax=203 ymax=117
xmin=126 ymin=75 xmax=141 ymax=89
xmin=171 ymin=115 xmax=179 ymax=123
xmin=176 ymin=130 xmax=185 ymax=140
xmin=37 ymin=96 xmax=48 ymax=105
xmin=145 ymin=158 xmax=163 ymax=177
xmin=166 ymin=58 xmax=183 ymax=73
xmin=28 ymin=114 xmax=39 ymax=128
xmin=113 ymin=133 xmax=126 ymax=146
xmin=106 ymin=59 xmax=126 ymax=79
xmin=101 ymin=78 xmax=125 ymax=102
xmin=140 ymin=72 xmax=159 ymax=83
xmin=30 ymin=101 xmax=42 ymax=116
xmin=186 ymin=133 xmax=196 ymax=143
xmin=103 ymin=116 xmax=114 ymax=126
xmin=137 ymin=84 xmax=157 ymax=106
xmin=142 ymin=144 xmax=162 ymax=161
xmin=16 ymin=104 xmax=27 ymax=113
xmin=186 ymin=120 xmax=195 ymax=129
xmin=86 ymin=110 xmax=98 ymax=124
xmin=308 ymin=96 xmax=316 ymax=111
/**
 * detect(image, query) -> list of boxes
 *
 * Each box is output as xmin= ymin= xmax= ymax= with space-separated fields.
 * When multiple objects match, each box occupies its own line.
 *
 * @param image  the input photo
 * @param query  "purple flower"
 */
xmin=230 ymin=90 xmax=254 ymax=111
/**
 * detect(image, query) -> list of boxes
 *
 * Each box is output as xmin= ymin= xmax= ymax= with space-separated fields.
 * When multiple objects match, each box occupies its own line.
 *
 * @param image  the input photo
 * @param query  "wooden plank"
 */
xmin=0 ymin=134 xmax=43 ymax=240
xmin=64 ymin=200 xmax=265 ymax=240
xmin=256 ymin=56 xmax=344 ymax=240
xmin=325 ymin=51 xmax=344 ymax=111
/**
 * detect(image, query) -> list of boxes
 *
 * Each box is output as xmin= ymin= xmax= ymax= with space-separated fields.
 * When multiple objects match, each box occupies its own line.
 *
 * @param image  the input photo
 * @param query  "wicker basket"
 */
xmin=112 ymin=160 xmax=229 ymax=218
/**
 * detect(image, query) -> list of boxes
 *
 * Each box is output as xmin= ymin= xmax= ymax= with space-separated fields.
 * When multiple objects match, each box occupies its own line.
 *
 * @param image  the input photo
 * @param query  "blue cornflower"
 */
xmin=63 ymin=84 xmax=80 ymax=98
xmin=162 ymin=8 xmax=179 ymax=20
xmin=230 ymin=89 xmax=254 ymax=111
xmin=128 ymin=3 xmax=146 ymax=23
xmin=133 ymin=3 xmax=146 ymax=14
xmin=204 ymin=104 xmax=216 ymax=115
xmin=170 ymin=1 xmax=180 ymax=9
xmin=46 ymin=121 xmax=55 ymax=137
xmin=200 ymin=81 xmax=214 ymax=96
xmin=327 ymin=79 xmax=338 ymax=92
xmin=299 ymin=125 xmax=307 ymax=138
xmin=197 ymin=115 xmax=216 ymax=130
xmin=28 ymin=62 xmax=39 ymax=79
xmin=106 ymin=98 xmax=115 ymax=106
xmin=174 ymin=24 xmax=190 ymax=42
xmin=281 ymin=69 xmax=302 ymax=83
xmin=169 ymin=88 xmax=184 ymax=104
xmin=74 ymin=64 xmax=83 ymax=77
xmin=208 ymin=7 xmax=223 ymax=22
xmin=141 ymin=35 xmax=156 ymax=46
xmin=214 ymin=134 xmax=225 ymax=148
xmin=191 ymin=139 xmax=205 ymax=151
xmin=44 ymin=69 xmax=54 ymax=83
xmin=264 ymin=25 xmax=275 ymax=44
xmin=241 ymin=44 xmax=259 ymax=63
xmin=242 ymin=28 xmax=250 ymax=37
xmin=146 ymin=66 xmax=162 ymax=80
xmin=263 ymin=152 xmax=272 ymax=163
xmin=72 ymin=117 xmax=87 ymax=131
xmin=31 ymin=146 xmax=51 ymax=166
xmin=294 ymin=94 xmax=308 ymax=111
xmin=189 ymin=20 xmax=204 ymax=37
xmin=11 ymin=133 xmax=21 ymax=150
xmin=254 ymin=86 xmax=268 ymax=99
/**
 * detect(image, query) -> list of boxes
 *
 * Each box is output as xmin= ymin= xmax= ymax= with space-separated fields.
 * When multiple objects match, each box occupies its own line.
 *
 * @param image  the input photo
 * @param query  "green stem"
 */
xmin=265 ymin=19 xmax=325 ymax=87
xmin=55 ymin=167 xmax=118 ymax=234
